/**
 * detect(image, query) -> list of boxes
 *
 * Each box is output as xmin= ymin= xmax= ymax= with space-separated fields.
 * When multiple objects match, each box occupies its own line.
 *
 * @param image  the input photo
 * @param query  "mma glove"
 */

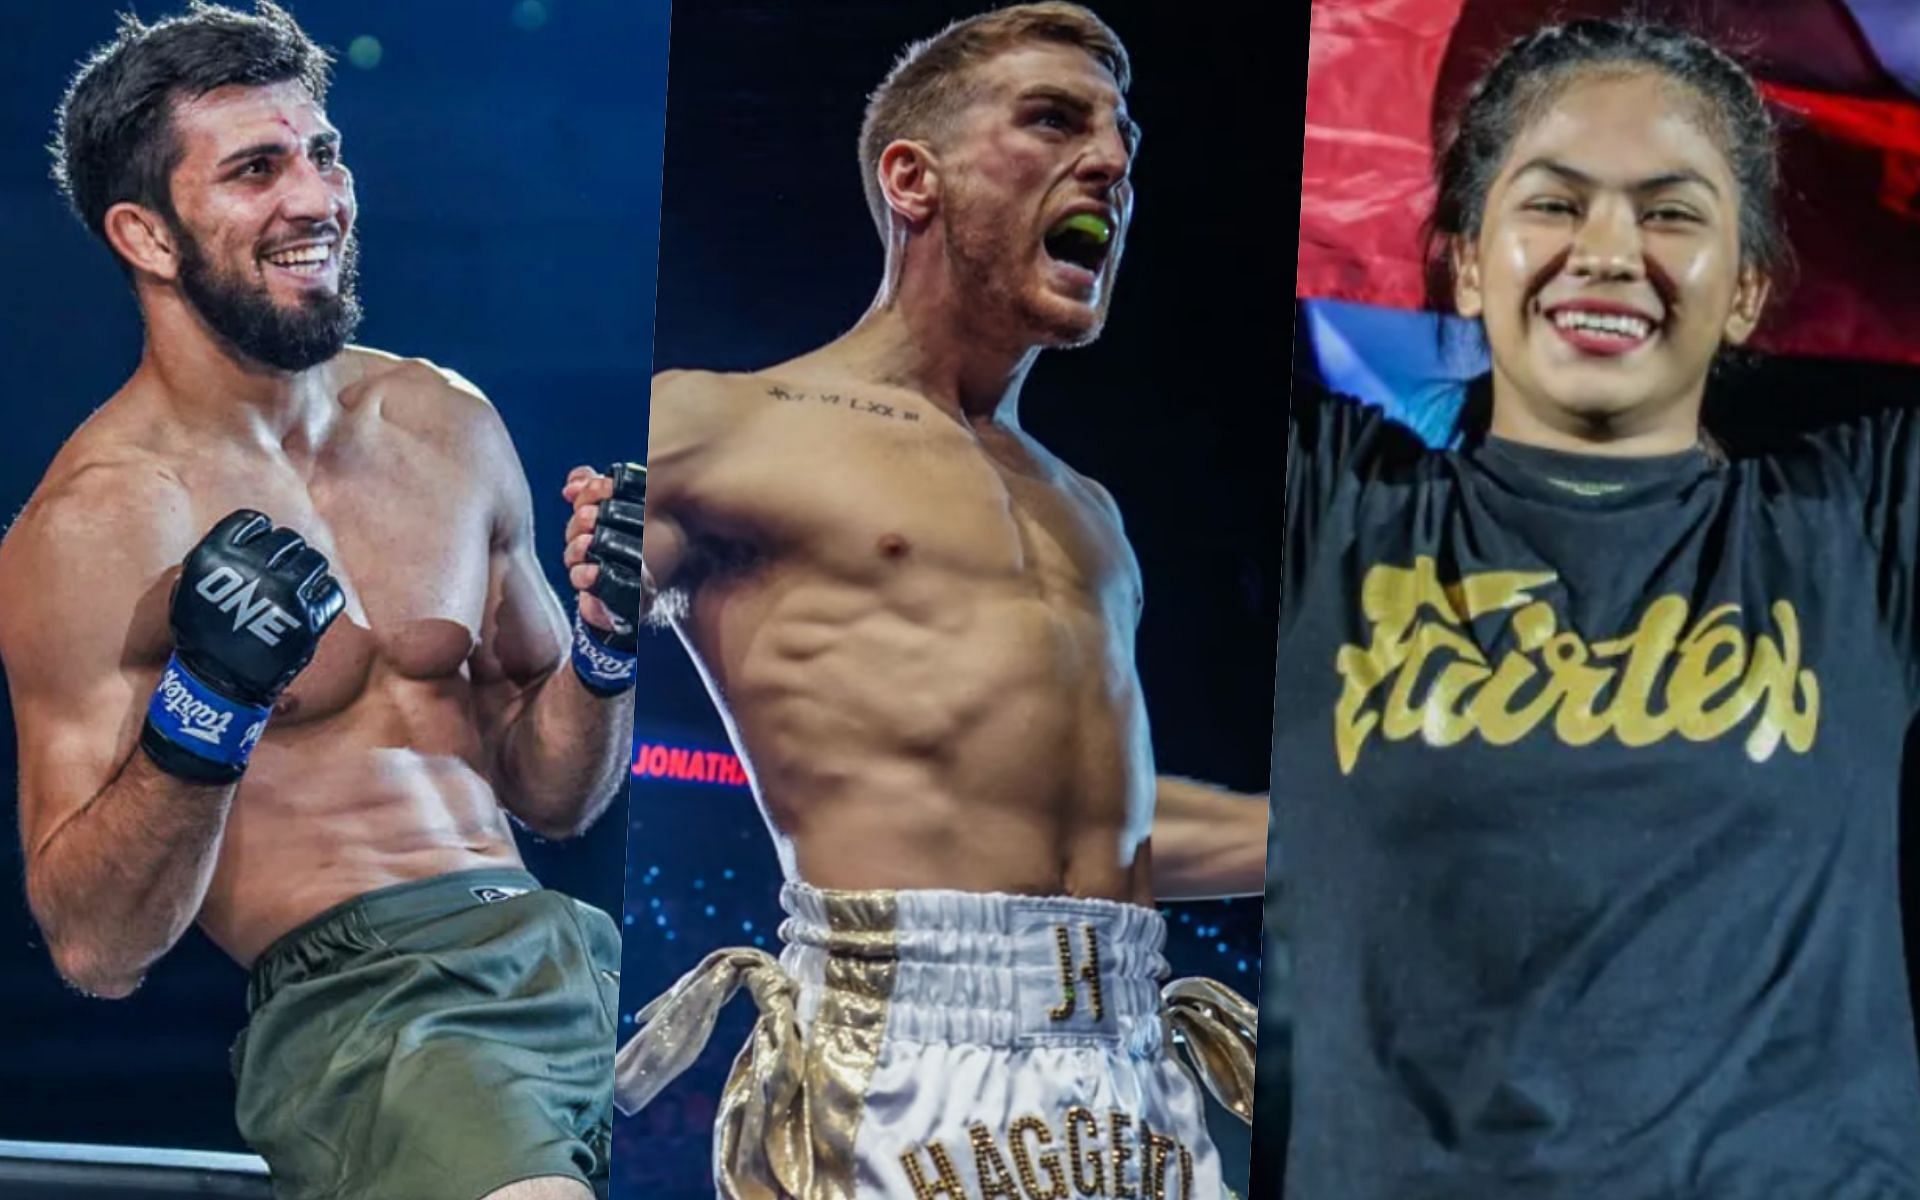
xmin=141 ymin=510 xmax=345 ymax=785
xmin=572 ymin=462 xmax=646 ymax=697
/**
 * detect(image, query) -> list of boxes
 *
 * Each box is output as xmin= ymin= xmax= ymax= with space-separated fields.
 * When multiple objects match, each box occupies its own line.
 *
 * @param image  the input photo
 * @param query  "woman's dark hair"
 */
xmin=1425 ymin=18 xmax=1792 ymax=312
xmin=1424 ymin=18 xmax=1793 ymax=450
xmin=52 ymin=2 xmax=332 ymax=248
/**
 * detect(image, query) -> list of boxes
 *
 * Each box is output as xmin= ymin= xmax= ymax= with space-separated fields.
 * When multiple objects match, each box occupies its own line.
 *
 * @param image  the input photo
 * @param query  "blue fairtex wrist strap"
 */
xmin=570 ymin=610 xmax=637 ymax=697
xmin=146 ymin=654 xmax=272 ymax=769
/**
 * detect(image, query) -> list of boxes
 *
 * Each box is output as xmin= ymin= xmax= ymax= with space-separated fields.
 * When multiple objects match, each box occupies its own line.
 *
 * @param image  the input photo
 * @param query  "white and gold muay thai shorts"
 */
xmin=615 ymin=884 xmax=1256 ymax=1199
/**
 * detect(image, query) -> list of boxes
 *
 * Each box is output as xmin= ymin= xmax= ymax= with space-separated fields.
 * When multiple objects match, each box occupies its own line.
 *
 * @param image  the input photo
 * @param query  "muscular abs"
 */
xmin=651 ymin=374 xmax=1155 ymax=903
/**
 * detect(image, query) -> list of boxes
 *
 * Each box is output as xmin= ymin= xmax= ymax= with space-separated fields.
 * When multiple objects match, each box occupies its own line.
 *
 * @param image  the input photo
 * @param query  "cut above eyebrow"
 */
xmin=217 ymin=141 xmax=289 ymax=167
xmin=216 ymin=130 xmax=339 ymax=168
xmin=1513 ymin=157 xmax=1722 ymax=199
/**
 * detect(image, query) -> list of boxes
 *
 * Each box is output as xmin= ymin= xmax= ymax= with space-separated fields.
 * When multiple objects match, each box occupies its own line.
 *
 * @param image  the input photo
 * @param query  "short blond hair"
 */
xmin=858 ymin=2 xmax=1131 ymax=240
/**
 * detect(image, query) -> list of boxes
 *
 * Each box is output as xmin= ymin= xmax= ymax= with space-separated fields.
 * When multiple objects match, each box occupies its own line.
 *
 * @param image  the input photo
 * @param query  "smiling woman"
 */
xmin=1274 ymin=17 xmax=1920 ymax=1200
xmin=1425 ymin=24 xmax=1791 ymax=455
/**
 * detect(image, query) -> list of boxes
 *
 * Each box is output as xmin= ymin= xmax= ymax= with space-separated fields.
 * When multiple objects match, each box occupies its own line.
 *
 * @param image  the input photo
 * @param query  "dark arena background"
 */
xmin=0 ymin=1 xmax=667 ymax=1193
xmin=617 ymin=2 xmax=1276 ymax=1196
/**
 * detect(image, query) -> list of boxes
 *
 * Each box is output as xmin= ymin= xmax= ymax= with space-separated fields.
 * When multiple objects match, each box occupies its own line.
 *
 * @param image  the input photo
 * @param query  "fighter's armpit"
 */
xmin=636 ymin=507 xmax=689 ymax=620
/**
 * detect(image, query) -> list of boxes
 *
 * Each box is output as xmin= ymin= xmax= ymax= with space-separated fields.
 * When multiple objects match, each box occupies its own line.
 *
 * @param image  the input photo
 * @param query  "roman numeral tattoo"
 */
xmin=767 ymin=386 xmax=923 ymax=422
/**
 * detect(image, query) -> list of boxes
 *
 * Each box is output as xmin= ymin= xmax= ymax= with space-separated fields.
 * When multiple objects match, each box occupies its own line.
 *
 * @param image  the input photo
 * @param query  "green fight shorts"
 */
xmin=231 ymin=868 xmax=620 ymax=1199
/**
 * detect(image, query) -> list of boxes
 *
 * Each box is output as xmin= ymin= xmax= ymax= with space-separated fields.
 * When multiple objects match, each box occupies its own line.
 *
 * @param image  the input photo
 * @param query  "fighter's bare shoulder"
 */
xmin=340 ymin=345 xmax=518 ymax=462
xmin=650 ymin=367 xmax=776 ymax=435
xmin=0 ymin=449 xmax=195 ymax=655
xmin=1012 ymin=432 xmax=1129 ymax=531
xmin=343 ymin=345 xmax=493 ymax=420
xmin=650 ymin=367 xmax=762 ymax=410
xmin=1074 ymin=470 xmax=1129 ymax=531
xmin=1044 ymin=456 xmax=1141 ymax=599
xmin=651 ymin=367 xmax=760 ymax=401
xmin=4 ymin=440 xmax=193 ymax=560
xmin=645 ymin=367 xmax=803 ymax=484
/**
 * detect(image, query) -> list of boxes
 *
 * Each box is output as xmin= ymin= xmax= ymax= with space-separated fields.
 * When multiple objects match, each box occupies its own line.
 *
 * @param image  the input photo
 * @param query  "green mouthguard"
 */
xmin=1056 ymin=213 xmax=1111 ymax=244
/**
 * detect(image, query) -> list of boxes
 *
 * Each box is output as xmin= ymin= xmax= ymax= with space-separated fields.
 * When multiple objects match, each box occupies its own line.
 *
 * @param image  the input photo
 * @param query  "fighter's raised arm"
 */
xmin=444 ymin=368 xmax=636 ymax=839
xmin=1150 ymin=775 xmax=1268 ymax=900
xmin=0 ymin=461 xmax=339 ymax=997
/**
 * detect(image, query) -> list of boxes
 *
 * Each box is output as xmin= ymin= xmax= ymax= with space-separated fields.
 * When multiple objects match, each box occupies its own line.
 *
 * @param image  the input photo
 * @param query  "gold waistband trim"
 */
xmin=614 ymin=888 xmax=901 ymax=1199
xmin=1162 ymin=976 xmax=1258 ymax=1124
xmin=613 ymin=909 xmax=1258 ymax=1200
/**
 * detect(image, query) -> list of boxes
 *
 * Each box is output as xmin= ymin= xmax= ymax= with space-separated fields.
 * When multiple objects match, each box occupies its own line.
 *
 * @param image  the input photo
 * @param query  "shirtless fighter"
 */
xmin=612 ymin=5 xmax=1265 ymax=1197
xmin=0 ymin=6 xmax=641 ymax=1198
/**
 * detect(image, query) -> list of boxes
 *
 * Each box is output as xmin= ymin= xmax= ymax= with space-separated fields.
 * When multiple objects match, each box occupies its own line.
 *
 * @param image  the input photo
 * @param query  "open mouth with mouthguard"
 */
xmin=1043 ymin=212 xmax=1113 ymax=272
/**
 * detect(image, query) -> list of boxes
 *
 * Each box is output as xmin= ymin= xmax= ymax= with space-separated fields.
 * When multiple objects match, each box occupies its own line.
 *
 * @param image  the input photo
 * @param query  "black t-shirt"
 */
xmin=1274 ymin=386 xmax=1920 ymax=1199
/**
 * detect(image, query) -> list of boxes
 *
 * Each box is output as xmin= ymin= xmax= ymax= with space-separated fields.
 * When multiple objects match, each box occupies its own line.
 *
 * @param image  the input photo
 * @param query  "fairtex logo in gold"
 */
xmin=1334 ymin=557 xmax=1820 ymax=774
